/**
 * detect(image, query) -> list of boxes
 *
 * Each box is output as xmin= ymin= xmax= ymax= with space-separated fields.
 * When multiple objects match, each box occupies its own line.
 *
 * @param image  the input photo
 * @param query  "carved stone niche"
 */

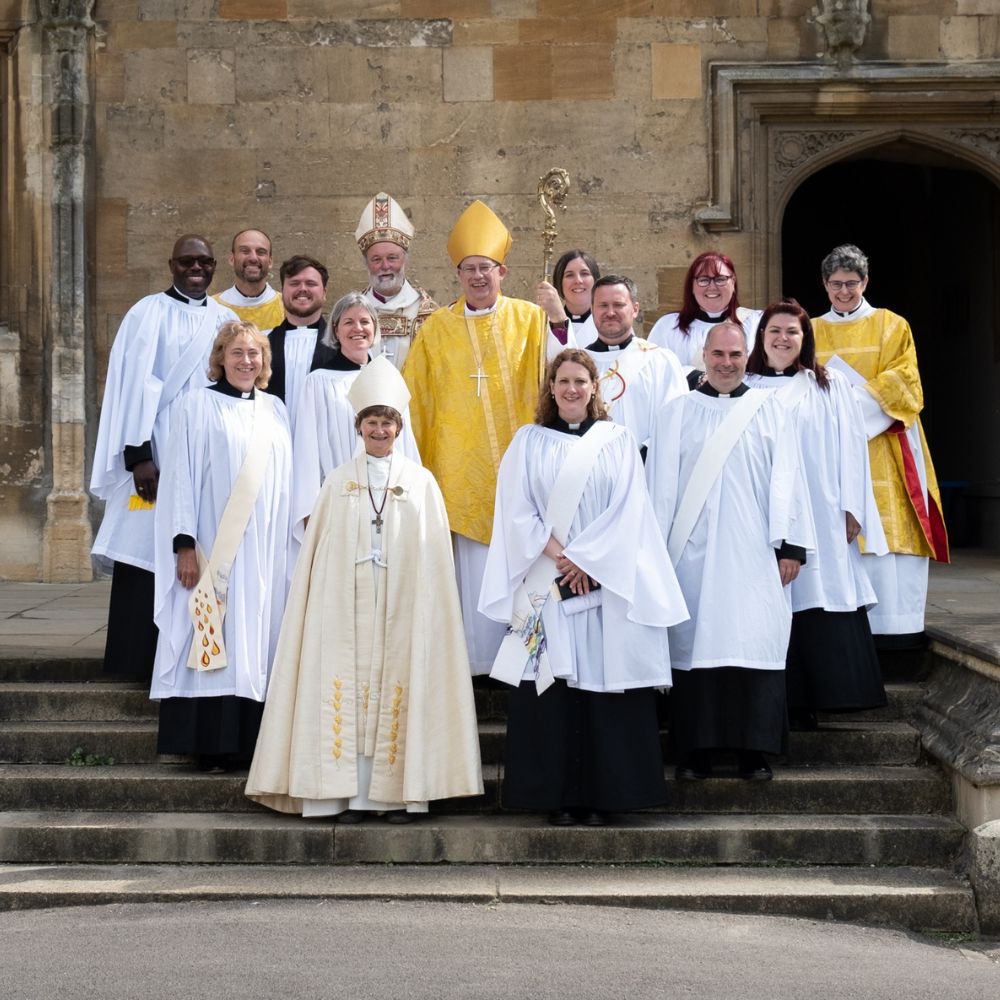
xmin=697 ymin=62 xmax=1000 ymax=308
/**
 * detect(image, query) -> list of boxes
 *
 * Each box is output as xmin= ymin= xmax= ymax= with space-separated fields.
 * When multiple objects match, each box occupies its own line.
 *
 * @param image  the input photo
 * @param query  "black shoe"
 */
xmin=385 ymin=811 xmax=414 ymax=824
xmin=335 ymin=809 xmax=364 ymax=823
xmin=197 ymin=754 xmax=227 ymax=774
xmin=580 ymin=810 xmax=609 ymax=827
xmin=738 ymin=751 xmax=773 ymax=781
xmin=675 ymin=750 xmax=712 ymax=781
xmin=548 ymin=809 xmax=576 ymax=826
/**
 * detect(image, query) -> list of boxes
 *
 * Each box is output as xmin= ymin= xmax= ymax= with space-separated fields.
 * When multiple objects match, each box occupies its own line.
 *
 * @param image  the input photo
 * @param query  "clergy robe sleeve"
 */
xmin=560 ymin=429 xmax=685 ymax=628
xmin=478 ymin=427 xmax=552 ymax=623
xmin=865 ymin=312 xmax=924 ymax=427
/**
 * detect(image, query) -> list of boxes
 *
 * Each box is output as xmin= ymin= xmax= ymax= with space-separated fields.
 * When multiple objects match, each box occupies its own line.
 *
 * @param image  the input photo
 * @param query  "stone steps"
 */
xmin=0 ymin=763 xmax=950 ymax=816
xmin=0 ymin=863 xmax=976 ymax=933
xmin=0 ymin=714 xmax=923 ymax=767
xmin=0 ymin=811 xmax=966 ymax=867
xmin=0 ymin=683 xmax=154 ymax=720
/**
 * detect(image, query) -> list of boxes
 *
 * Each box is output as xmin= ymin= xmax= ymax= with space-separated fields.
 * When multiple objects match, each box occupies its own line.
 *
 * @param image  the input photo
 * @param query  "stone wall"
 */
xmin=1 ymin=0 xmax=999 ymax=578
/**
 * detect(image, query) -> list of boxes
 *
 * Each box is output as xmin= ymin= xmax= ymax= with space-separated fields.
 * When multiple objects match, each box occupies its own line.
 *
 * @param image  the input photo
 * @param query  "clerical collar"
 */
xmin=233 ymin=285 xmax=269 ymax=301
xmin=833 ymin=298 xmax=866 ymax=318
xmin=209 ymin=376 xmax=254 ymax=399
xmin=548 ymin=415 xmax=597 ymax=436
xmin=464 ymin=301 xmax=498 ymax=316
xmin=586 ymin=333 xmax=633 ymax=353
xmin=697 ymin=381 xmax=749 ymax=398
xmin=695 ymin=308 xmax=726 ymax=323
xmin=761 ymin=365 xmax=795 ymax=378
xmin=328 ymin=351 xmax=369 ymax=372
xmin=569 ymin=309 xmax=591 ymax=324
xmin=166 ymin=286 xmax=208 ymax=306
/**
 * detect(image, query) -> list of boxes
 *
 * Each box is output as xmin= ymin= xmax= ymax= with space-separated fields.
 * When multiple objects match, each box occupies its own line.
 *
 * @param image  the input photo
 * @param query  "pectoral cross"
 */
xmin=470 ymin=366 xmax=489 ymax=397
xmin=372 ymin=511 xmax=384 ymax=535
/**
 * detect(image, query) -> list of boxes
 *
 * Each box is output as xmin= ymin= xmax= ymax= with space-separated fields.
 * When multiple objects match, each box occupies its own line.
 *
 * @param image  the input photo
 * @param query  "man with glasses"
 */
xmin=90 ymin=234 xmax=239 ymax=681
xmin=402 ymin=200 xmax=564 ymax=675
xmin=356 ymin=191 xmax=438 ymax=371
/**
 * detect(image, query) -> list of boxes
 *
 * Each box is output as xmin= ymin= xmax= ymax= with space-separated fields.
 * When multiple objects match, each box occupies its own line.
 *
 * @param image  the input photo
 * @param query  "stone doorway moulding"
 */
xmin=695 ymin=62 xmax=1000 ymax=308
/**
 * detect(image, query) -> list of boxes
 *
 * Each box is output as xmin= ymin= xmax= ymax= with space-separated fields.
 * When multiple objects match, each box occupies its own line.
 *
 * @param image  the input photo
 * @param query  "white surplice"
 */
xmin=281 ymin=326 xmax=323 ymax=435
xmin=646 ymin=390 xmax=813 ymax=671
xmin=745 ymin=369 xmax=886 ymax=613
xmin=586 ymin=338 xmax=687 ymax=448
xmin=290 ymin=366 xmax=421 ymax=550
xmin=150 ymin=388 xmax=293 ymax=702
xmin=90 ymin=293 xmax=238 ymax=573
xmin=479 ymin=422 xmax=688 ymax=693
xmin=648 ymin=307 xmax=762 ymax=373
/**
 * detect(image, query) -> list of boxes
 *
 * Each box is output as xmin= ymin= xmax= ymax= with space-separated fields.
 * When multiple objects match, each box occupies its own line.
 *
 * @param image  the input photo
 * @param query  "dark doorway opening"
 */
xmin=781 ymin=143 xmax=1000 ymax=548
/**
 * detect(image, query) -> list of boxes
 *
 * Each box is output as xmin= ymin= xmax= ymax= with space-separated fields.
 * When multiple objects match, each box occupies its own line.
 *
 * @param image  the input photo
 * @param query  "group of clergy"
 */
xmin=88 ymin=189 xmax=948 ymax=825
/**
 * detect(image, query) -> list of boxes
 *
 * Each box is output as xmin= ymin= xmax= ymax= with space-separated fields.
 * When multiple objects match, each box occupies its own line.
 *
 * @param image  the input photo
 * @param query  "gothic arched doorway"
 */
xmin=780 ymin=144 xmax=1000 ymax=549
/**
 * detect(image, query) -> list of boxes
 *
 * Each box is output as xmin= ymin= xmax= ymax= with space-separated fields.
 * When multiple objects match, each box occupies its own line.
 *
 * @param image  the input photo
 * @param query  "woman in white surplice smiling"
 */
xmin=479 ymin=348 xmax=689 ymax=827
xmin=151 ymin=320 xmax=293 ymax=774
xmin=246 ymin=356 xmax=483 ymax=822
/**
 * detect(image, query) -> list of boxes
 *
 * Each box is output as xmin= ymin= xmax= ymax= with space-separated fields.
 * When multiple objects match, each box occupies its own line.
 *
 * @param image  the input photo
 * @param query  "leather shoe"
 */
xmin=580 ymin=810 xmax=609 ymax=827
xmin=385 ymin=811 xmax=414 ymax=824
xmin=675 ymin=750 xmax=712 ymax=781
xmin=548 ymin=809 xmax=576 ymax=826
xmin=738 ymin=751 xmax=773 ymax=781
xmin=335 ymin=809 xmax=364 ymax=823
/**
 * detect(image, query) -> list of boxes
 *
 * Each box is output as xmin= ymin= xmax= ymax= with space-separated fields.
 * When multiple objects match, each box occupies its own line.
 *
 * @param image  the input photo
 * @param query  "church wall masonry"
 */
xmin=1 ymin=0 xmax=999 ymax=578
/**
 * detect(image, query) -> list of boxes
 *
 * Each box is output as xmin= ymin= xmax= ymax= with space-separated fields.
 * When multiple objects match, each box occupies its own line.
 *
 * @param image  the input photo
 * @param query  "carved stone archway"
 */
xmin=698 ymin=62 xmax=1000 ymax=307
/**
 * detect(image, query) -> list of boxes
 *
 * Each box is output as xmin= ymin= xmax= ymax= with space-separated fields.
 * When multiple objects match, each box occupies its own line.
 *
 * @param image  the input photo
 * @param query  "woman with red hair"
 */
xmin=648 ymin=251 xmax=761 ymax=388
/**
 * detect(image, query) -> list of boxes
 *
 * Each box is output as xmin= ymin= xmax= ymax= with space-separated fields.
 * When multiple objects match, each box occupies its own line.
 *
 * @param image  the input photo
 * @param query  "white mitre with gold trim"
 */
xmin=347 ymin=355 xmax=412 ymax=415
xmin=355 ymin=192 xmax=414 ymax=254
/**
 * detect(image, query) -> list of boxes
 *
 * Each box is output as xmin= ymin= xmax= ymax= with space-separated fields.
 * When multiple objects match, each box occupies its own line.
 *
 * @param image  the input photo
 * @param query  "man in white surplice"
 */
xmin=265 ymin=254 xmax=338 ymax=433
xmin=646 ymin=322 xmax=813 ymax=782
xmin=90 ymin=234 xmax=238 ymax=681
xmin=583 ymin=274 xmax=687 ymax=450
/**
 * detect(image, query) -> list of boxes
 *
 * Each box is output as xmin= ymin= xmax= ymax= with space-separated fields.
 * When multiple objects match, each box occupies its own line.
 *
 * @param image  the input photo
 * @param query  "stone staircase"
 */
xmin=0 ymin=651 xmax=977 ymax=929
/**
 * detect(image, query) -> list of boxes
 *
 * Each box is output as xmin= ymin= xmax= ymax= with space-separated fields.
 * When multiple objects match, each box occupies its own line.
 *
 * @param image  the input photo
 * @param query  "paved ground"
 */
xmin=1 ymin=549 xmax=996 ymax=657
xmin=0 ymin=898 xmax=997 ymax=999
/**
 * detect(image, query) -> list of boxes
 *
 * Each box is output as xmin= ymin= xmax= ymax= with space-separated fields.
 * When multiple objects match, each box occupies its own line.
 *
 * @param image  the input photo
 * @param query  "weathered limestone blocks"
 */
xmin=970 ymin=820 xmax=1000 ymax=935
xmin=916 ymin=645 xmax=1000 ymax=830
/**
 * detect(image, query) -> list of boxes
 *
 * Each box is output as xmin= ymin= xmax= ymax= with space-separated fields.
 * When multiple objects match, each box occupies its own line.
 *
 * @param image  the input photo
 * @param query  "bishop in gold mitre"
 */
xmin=356 ymin=192 xmax=438 ymax=372
xmin=402 ymin=199 xmax=566 ymax=675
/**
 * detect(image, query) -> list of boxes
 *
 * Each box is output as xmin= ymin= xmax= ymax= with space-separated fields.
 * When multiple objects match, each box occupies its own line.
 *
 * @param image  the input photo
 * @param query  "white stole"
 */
xmin=666 ymin=377 xmax=808 ymax=564
xmin=491 ymin=421 xmax=623 ymax=693
xmin=187 ymin=393 xmax=277 ymax=671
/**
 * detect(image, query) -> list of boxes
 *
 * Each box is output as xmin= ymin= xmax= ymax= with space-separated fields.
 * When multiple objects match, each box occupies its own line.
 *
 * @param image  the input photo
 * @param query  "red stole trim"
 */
xmin=887 ymin=421 xmax=950 ymax=563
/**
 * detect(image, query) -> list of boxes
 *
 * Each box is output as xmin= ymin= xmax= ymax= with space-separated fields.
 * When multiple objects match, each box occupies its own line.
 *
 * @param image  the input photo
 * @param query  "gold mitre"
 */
xmin=355 ymin=192 xmax=414 ymax=253
xmin=348 ymin=355 xmax=412 ymax=415
xmin=447 ymin=199 xmax=512 ymax=266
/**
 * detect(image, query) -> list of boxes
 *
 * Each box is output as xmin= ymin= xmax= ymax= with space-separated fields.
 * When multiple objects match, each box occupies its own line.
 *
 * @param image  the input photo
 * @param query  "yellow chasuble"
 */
xmin=813 ymin=308 xmax=948 ymax=560
xmin=402 ymin=294 xmax=549 ymax=544
xmin=212 ymin=290 xmax=285 ymax=331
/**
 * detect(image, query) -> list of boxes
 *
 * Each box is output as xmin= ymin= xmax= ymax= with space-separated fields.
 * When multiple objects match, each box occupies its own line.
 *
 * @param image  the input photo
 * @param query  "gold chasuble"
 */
xmin=813 ymin=308 xmax=948 ymax=561
xmin=402 ymin=294 xmax=549 ymax=544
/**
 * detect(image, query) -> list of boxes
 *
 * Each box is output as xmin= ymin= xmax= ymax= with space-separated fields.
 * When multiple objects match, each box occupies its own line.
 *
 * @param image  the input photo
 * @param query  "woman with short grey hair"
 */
xmin=291 ymin=292 xmax=418 ymax=563
xmin=811 ymin=245 xmax=949 ymax=641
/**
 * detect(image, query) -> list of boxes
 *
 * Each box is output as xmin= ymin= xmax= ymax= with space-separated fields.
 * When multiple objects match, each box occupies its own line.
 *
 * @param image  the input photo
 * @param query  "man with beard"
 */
xmin=356 ymin=192 xmax=437 ymax=371
xmin=212 ymin=228 xmax=285 ymax=330
xmin=266 ymin=254 xmax=338 ymax=431
xmin=90 ymin=234 xmax=239 ymax=681
xmin=584 ymin=274 xmax=687 ymax=451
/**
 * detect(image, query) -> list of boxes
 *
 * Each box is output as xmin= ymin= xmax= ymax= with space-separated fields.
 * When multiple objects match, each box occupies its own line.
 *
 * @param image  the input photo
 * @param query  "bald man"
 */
xmin=91 ymin=234 xmax=239 ymax=680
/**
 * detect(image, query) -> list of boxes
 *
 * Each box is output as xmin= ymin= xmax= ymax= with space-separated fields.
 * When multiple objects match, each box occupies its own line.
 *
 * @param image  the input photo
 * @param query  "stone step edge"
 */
xmin=0 ymin=863 xmax=977 ymax=933
xmin=0 ymin=810 xmax=965 ymax=831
